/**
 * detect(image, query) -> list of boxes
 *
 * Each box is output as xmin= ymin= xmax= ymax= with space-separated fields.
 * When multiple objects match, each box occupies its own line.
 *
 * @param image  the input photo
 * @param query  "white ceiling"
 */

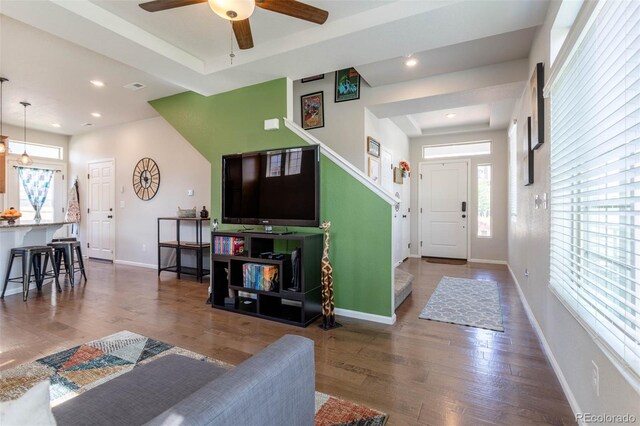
xmin=0 ymin=0 xmax=548 ymax=137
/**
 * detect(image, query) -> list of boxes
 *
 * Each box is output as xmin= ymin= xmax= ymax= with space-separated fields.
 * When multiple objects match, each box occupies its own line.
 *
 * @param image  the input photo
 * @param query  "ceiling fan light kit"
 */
xmin=208 ymin=0 xmax=255 ymax=21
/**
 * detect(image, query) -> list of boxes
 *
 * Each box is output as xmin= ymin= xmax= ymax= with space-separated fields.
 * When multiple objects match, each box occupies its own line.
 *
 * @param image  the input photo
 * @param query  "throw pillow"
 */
xmin=0 ymin=381 xmax=56 ymax=425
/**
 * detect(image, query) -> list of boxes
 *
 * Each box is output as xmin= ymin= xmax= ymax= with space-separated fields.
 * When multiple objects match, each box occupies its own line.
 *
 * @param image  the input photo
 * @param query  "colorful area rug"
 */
xmin=419 ymin=276 xmax=504 ymax=332
xmin=0 ymin=331 xmax=387 ymax=426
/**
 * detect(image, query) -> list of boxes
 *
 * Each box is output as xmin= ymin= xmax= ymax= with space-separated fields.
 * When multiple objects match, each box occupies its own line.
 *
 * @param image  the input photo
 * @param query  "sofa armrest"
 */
xmin=145 ymin=335 xmax=315 ymax=426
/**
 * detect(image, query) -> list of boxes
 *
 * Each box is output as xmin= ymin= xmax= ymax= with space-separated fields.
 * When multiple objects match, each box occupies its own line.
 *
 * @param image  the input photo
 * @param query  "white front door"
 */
xmin=87 ymin=160 xmax=115 ymax=261
xmin=420 ymin=161 xmax=468 ymax=259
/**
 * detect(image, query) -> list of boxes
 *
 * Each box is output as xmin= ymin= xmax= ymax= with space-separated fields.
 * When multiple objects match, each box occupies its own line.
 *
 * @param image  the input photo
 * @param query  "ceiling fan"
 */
xmin=138 ymin=0 xmax=329 ymax=50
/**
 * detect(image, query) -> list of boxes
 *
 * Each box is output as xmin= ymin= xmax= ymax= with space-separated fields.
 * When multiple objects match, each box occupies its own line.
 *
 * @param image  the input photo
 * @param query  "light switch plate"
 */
xmin=187 ymin=189 xmax=194 ymax=196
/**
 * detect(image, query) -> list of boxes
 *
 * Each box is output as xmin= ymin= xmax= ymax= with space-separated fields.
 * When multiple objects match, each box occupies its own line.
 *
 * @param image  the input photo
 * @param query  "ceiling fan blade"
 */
xmin=256 ymin=0 xmax=328 ymax=25
xmin=139 ymin=0 xmax=206 ymax=12
xmin=232 ymin=19 xmax=254 ymax=50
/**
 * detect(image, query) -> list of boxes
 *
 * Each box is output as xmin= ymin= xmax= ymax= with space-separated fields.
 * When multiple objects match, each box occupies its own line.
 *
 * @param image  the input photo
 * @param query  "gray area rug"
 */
xmin=419 ymin=276 xmax=504 ymax=332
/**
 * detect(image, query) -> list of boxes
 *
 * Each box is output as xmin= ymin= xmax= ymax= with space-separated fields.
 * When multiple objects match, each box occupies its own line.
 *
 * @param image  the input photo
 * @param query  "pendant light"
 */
xmin=18 ymin=101 xmax=32 ymax=166
xmin=0 ymin=77 xmax=8 ymax=154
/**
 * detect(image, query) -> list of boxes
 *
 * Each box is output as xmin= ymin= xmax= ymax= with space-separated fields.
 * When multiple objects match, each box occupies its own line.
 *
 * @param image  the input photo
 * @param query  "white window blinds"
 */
xmin=549 ymin=0 xmax=640 ymax=381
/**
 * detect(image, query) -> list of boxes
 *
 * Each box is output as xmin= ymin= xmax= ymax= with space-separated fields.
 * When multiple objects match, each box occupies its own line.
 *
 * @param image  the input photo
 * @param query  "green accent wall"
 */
xmin=150 ymin=78 xmax=392 ymax=317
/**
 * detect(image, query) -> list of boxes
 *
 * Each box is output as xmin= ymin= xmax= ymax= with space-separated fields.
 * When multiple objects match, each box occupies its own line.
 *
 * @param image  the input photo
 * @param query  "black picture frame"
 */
xmin=301 ymin=74 xmax=324 ymax=83
xmin=300 ymin=91 xmax=324 ymax=130
xmin=335 ymin=68 xmax=361 ymax=102
xmin=530 ymin=62 xmax=544 ymax=150
xmin=525 ymin=117 xmax=534 ymax=186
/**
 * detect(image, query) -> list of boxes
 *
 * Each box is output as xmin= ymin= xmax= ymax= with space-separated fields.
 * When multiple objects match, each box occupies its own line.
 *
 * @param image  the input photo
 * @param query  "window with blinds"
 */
xmin=549 ymin=0 xmax=640 ymax=381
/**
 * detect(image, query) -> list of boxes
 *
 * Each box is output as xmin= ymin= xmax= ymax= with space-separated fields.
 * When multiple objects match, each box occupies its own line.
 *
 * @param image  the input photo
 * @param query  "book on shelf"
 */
xmin=241 ymin=263 xmax=279 ymax=291
xmin=213 ymin=236 xmax=244 ymax=255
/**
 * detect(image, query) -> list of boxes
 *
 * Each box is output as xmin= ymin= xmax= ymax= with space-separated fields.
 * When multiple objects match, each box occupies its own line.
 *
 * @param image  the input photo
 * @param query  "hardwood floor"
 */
xmin=0 ymin=258 xmax=576 ymax=425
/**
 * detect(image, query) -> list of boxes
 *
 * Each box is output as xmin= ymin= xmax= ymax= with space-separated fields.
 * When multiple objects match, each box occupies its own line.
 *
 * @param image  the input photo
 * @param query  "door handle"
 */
xmin=461 ymin=201 xmax=467 ymax=212
xmin=107 ymin=215 xmax=113 ymax=219
xmin=462 ymin=214 xmax=466 ymax=218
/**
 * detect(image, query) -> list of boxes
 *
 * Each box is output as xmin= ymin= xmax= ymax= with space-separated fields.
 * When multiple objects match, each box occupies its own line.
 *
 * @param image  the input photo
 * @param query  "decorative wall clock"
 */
xmin=133 ymin=157 xmax=160 ymax=200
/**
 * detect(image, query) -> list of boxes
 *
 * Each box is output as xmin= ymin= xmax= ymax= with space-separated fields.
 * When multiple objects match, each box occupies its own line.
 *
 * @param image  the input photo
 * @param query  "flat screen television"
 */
xmin=222 ymin=145 xmax=320 ymax=227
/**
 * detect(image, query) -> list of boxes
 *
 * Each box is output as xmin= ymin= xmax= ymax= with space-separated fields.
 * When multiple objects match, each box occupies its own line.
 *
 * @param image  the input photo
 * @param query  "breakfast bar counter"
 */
xmin=0 ymin=220 xmax=68 ymax=297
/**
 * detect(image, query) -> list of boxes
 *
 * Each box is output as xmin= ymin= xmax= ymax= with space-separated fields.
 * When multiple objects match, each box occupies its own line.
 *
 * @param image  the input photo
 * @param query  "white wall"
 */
xmin=508 ymin=0 xmax=639 ymax=418
xmin=68 ymin=116 xmax=211 ymax=267
xmin=409 ymin=129 xmax=508 ymax=262
xmin=293 ymin=72 xmax=368 ymax=172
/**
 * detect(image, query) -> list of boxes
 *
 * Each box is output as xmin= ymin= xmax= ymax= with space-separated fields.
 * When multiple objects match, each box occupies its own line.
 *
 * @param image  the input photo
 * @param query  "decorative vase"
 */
xmin=200 ymin=206 xmax=209 ymax=218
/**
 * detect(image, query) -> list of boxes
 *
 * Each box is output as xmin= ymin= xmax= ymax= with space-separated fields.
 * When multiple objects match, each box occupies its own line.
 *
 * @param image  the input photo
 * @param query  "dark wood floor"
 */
xmin=0 ymin=258 xmax=576 ymax=425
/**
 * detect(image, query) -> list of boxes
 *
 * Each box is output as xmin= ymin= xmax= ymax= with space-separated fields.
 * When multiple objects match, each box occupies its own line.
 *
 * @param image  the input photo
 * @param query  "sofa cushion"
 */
xmin=145 ymin=335 xmax=315 ymax=426
xmin=52 ymin=355 xmax=227 ymax=426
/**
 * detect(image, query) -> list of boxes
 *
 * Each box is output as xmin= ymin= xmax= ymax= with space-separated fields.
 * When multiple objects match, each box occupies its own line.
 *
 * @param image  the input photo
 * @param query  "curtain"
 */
xmin=65 ymin=178 xmax=81 ymax=234
xmin=17 ymin=166 xmax=55 ymax=221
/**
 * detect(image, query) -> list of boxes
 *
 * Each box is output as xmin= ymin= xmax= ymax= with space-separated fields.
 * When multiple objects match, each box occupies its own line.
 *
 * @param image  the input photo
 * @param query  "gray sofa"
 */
xmin=52 ymin=335 xmax=315 ymax=426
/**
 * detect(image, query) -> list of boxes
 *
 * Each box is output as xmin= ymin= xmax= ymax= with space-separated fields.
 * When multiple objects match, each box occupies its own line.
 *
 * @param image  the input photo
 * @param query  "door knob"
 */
xmin=107 ymin=215 xmax=113 ymax=219
xmin=462 ymin=214 xmax=466 ymax=218
xmin=402 ymin=215 xmax=407 ymax=218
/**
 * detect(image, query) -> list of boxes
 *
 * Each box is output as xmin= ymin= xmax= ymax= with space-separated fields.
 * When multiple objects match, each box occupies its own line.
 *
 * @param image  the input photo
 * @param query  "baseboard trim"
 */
xmin=468 ymin=258 xmax=508 ymax=265
xmin=334 ymin=308 xmax=396 ymax=325
xmin=393 ymin=260 xmax=403 ymax=267
xmin=114 ymin=260 xmax=156 ymax=270
xmin=507 ymin=264 xmax=582 ymax=420
xmin=2 ymin=283 xmax=38 ymax=297
xmin=409 ymin=254 xmax=421 ymax=259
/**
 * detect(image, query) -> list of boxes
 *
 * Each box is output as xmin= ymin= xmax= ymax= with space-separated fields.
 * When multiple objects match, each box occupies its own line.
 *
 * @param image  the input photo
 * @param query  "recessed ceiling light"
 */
xmin=90 ymin=80 xmax=105 ymax=87
xmin=445 ymin=113 xmax=457 ymax=119
xmin=51 ymin=123 xmax=61 ymax=128
xmin=91 ymin=112 xmax=102 ymax=118
xmin=405 ymin=58 xmax=418 ymax=67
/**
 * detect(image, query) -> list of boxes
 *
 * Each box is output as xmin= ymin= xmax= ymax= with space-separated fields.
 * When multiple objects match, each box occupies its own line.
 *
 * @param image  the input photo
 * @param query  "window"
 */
xmin=8 ymin=140 xmax=63 ymax=160
xmin=508 ymin=122 xmax=518 ymax=218
xmin=477 ymin=164 xmax=491 ymax=237
xmin=18 ymin=176 xmax=55 ymax=222
xmin=549 ymin=0 xmax=640 ymax=381
xmin=422 ymin=141 xmax=491 ymax=159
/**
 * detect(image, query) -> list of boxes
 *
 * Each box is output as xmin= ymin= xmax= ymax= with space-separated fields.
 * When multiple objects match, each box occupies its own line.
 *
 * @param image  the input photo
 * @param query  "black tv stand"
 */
xmin=210 ymin=230 xmax=322 ymax=327
xmin=241 ymin=230 xmax=293 ymax=235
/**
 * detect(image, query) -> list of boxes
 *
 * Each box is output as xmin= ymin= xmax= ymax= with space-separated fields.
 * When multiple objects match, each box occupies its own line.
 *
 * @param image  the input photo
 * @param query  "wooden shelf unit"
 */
xmin=210 ymin=231 xmax=322 ymax=327
xmin=158 ymin=217 xmax=210 ymax=282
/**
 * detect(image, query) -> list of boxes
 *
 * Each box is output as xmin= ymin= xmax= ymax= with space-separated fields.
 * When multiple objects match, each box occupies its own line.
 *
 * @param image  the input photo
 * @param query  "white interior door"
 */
xmin=401 ymin=177 xmax=411 ymax=260
xmin=87 ymin=160 xmax=115 ymax=261
xmin=420 ymin=161 xmax=468 ymax=259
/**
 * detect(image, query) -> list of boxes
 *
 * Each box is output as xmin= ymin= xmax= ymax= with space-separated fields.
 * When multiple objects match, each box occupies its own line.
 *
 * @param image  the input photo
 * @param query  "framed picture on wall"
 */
xmin=335 ymin=68 xmax=361 ymax=102
xmin=301 ymin=74 xmax=324 ymax=83
xmin=525 ymin=116 xmax=534 ymax=186
xmin=366 ymin=136 xmax=380 ymax=157
xmin=530 ymin=62 xmax=544 ymax=150
xmin=300 ymin=91 xmax=324 ymax=130
xmin=368 ymin=156 xmax=380 ymax=184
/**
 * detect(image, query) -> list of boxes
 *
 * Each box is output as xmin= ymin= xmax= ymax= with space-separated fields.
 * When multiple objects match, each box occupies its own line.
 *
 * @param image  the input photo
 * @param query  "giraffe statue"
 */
xmin=319 ymin=221 xmax=339 ymax=329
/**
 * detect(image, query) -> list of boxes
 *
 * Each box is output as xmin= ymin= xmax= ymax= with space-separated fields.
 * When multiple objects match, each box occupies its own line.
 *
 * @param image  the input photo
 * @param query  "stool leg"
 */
xmin=1 ymin=253 xmax=16 ymax=299
xmin=54 ymin=249 xmax=64 ymax=279
xmin=76 ymin=247 xmax=87 ymax=282
xmin=48 ymin=251 xmax=62 ymax=293
xmin=33 ymin=254 xmax=43 ymax=292
xmin=67 ymin=245 xmax=75 ymax=287
xmin=23 ymin=253 xmax=32 ymax=301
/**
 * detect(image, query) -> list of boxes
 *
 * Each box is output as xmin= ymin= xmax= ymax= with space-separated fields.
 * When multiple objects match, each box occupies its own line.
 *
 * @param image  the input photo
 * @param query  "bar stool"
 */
xmin=48 ymin=240 xmax=87 ymax=287
xmin=1 ymin=246 xmax=62 ymax=301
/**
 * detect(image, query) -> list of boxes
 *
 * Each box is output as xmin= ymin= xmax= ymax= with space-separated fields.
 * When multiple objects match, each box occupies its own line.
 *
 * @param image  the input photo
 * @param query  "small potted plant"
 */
xmin=399 ymin=161 xmax=411 ymax=178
